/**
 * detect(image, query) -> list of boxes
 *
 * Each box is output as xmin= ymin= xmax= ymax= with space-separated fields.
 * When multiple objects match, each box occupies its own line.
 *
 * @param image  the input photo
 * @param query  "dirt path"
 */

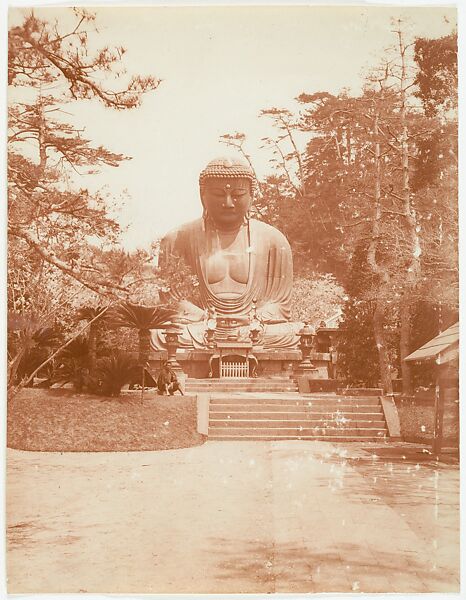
xmin=6 ymin=441 xmax=459 ymax=593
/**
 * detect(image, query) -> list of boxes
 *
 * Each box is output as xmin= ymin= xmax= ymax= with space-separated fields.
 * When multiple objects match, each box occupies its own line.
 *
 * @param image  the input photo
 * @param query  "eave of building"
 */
xmin=404 ymin=322 xmax=459 ymax=364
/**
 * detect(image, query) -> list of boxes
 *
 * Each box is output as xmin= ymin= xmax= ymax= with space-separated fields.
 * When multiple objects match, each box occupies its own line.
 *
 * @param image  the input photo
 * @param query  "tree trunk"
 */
xmin=396 ymin=22 xmax=419 ymax=398
xmin=367 ymin=104 xmax=392 ymax=395
xmin=88 ymin=323 xmax=98 ymax=375
xmin=37 ymin=95 xmax=48 ymax=175
xmin=141 ymin=365 xmax=145 ymax=405
xmin=138 ymin=328 xmax=151 ymax=366
xmin=283 ymin=120 xmax=306 ymax=195
xmin=139 ymin=328 xmax=151 ymax=403
xmin=7 ymin=345 xmax=28 ymax=389
xmin=399 ymin=295 xmax=413 ymax=395
xmin=373 ymin=296 xmax=393 ymax=394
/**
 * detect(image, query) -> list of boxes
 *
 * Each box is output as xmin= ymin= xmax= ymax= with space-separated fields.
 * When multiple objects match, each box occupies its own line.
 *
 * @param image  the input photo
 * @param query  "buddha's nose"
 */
xmin=224 ymin=193 xmax=235 ymax=208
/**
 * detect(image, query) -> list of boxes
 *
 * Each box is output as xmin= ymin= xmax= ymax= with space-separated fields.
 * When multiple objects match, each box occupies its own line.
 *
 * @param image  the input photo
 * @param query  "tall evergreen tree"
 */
xmin=338 ymin=242 xmax=380 ymax=388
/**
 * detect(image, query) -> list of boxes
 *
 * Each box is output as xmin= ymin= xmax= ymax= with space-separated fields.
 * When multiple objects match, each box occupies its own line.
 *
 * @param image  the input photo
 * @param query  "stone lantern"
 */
xmin=298 ymin=322 xmax=317 ymax=371
xmin=163 ymin=326 xmax=183 ymax=372
xmin=204 ymin=310 xmax=217 ymax=348
xmin=248 ymin=298 xmax=262 ymax=346
xmin=249 ymin=325 xmax=261 ymax=345
xmin=249 ymin=318 xmax=262 ymax=345
xmin=205 ymin=326 xmax=216 ymax=348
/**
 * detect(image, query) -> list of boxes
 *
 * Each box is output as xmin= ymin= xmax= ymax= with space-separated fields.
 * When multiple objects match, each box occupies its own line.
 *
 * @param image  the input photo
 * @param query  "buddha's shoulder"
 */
xmin=162 ymin=219 xmax=203 ymax=246
xmin=250 ymin=219 xmax=291 ymax=248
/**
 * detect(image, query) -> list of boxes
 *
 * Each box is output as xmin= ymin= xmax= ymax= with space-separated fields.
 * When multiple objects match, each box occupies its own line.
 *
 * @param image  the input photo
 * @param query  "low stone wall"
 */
xmin=339 ymin=387 xmax=384 ymax=396
xmin=298 ymin=378 xmax=343 ymax=393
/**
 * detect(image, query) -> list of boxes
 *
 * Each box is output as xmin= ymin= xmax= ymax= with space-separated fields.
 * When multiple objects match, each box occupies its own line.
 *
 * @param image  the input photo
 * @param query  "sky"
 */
xmin=8 ymin=3 xmax=457 ymax=250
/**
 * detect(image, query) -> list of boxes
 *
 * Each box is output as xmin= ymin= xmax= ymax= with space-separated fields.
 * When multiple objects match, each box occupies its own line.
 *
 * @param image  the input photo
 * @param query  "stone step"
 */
xmin=208 ymin=435 xmax=387 ymax=441
xmin=190 ymin=389 xmax=299 ymax=394
xmin=187 ymin=380 xmax=296 ymax=384
xmin=187 ymin=385 xmax=299 ymax=392
xmin=188 ymin=387 xmax=299 ymax=393
xmin=208 ymin=426 xmax=387 ymax=437
xmin=314 ymin=395 xmax=382 ymax=402
xmin=210 ymin=409 xmax=384 ymax=418
xmin=206 ymin=393 xmax=387 ymax=442
xmin=210 ymin=413 xmax=386 ymax=423
xmin=210 ymin=390 xmax=380 ymax=406
xmin=188 ymin=382 xmax=298 ymax=385
xmin=193 ymin=390 xmax=300 ymax=395
xmin=210 ymin=419 xmax=386 ymax=428
xmin=209 ymin=401 xmax=382 ymax=411
xmin=188 ymin=377 xmax=295 ymax=382
xmin=186 ymin=379 xmax=296 ymax=385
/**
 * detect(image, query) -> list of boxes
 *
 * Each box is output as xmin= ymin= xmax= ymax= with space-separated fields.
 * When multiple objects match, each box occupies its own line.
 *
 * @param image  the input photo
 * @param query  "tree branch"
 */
xmin=10 ymin=225 xmax=127 ymax=297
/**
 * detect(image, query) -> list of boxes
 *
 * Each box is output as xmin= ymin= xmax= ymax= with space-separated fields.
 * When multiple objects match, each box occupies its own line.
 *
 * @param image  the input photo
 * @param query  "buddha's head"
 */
xmin=199 ymin=158 xmax=256 ymax=230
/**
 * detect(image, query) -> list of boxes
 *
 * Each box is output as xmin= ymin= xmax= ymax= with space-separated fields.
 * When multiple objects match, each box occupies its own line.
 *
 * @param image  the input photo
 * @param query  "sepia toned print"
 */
xmin=6 ymin=4 xmax=459 ymax=595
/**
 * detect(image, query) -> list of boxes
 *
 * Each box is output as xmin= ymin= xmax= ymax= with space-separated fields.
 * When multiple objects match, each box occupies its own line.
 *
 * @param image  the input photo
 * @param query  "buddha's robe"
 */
xmin=151 ymin=218 xmax=301 ymax=350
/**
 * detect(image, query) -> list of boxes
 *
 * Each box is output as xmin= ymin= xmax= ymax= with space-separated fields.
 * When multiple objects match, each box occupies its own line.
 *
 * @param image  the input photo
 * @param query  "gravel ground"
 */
xmin=6 ymin=440 xmax=460 ymax=594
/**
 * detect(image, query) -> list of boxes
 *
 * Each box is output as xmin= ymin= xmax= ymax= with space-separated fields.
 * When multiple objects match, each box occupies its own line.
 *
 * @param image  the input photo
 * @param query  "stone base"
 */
xmin=295 ymin=367 xmax=320 ymax=379
xmin=149 ymin=350 xmax=332 ymax=380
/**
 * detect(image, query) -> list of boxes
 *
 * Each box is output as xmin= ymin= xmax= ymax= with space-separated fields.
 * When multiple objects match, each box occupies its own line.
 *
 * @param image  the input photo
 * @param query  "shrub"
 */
xmin=51 ymin=336 xmax=90 ymax=392
xmin=15 ymin=326 xmax=63 ymax=385
xmin=90 ymin=351 xmax=139 ymax=397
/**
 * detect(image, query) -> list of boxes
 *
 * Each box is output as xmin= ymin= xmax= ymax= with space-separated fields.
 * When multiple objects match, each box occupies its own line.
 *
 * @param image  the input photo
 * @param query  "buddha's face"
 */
xmin=201 ymin=177 xmax=252 ymax=230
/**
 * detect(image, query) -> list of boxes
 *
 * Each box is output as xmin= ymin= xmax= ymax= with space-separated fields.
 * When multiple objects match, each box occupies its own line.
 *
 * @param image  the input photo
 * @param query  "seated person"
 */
xmin=157 ymin=364 xmax=184 ymax=395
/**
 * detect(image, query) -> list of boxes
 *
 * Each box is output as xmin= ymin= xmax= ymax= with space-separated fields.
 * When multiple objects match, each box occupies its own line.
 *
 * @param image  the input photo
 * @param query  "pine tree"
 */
xmin=338 ymin=243 xmax=381 ymax=388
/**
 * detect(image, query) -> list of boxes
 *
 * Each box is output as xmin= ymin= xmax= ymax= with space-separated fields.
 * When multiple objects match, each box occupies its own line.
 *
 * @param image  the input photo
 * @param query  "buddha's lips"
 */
xmin=215 ymin=211 xmax=244 ymax=224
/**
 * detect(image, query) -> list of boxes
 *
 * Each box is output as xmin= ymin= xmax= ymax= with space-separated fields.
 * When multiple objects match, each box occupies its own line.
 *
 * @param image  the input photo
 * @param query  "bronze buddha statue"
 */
xmin=151 ymin=157 xmax=301 ymax=350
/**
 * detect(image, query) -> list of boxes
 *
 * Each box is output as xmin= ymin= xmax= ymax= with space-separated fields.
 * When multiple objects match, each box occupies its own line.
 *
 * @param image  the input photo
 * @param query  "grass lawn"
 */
xmin=7 ymin=388 xmax=205 ymax=452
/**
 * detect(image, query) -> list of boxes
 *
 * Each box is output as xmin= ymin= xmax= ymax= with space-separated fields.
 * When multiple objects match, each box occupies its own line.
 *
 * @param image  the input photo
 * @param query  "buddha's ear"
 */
xmin=248 ymin=190 xmax=255 ymax=211
xmin=199 ymin=188 xmax=208 ymax=217
xmin=249 ymin=180 xmax=257 ymax=203
xmin=200 ymin=191 xmax=206 ymax=209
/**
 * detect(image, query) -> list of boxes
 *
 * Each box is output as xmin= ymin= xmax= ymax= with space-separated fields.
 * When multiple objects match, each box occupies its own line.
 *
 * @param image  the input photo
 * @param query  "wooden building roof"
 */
xmin=404 ymin=322 xmax=459 ymax=364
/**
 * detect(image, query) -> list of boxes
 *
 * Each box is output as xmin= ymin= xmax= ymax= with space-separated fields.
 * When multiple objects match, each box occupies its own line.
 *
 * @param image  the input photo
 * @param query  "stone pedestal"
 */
xmin=175 ymin=371 xmax=187 ymax=394
xmin=296 ymin=365 xmax=320 ymax=379
xmin=163 ymin=328 xmax=185 ymax=378
xmin=149 ymin=349 xmax=332 ymax=380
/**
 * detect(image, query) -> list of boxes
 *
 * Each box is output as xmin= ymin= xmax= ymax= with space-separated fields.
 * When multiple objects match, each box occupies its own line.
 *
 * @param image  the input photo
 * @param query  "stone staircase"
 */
xmin=185 ymin=377 xmax=298 ymax=394
xmin=207 ymin=394 xmax=388 ymax=441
